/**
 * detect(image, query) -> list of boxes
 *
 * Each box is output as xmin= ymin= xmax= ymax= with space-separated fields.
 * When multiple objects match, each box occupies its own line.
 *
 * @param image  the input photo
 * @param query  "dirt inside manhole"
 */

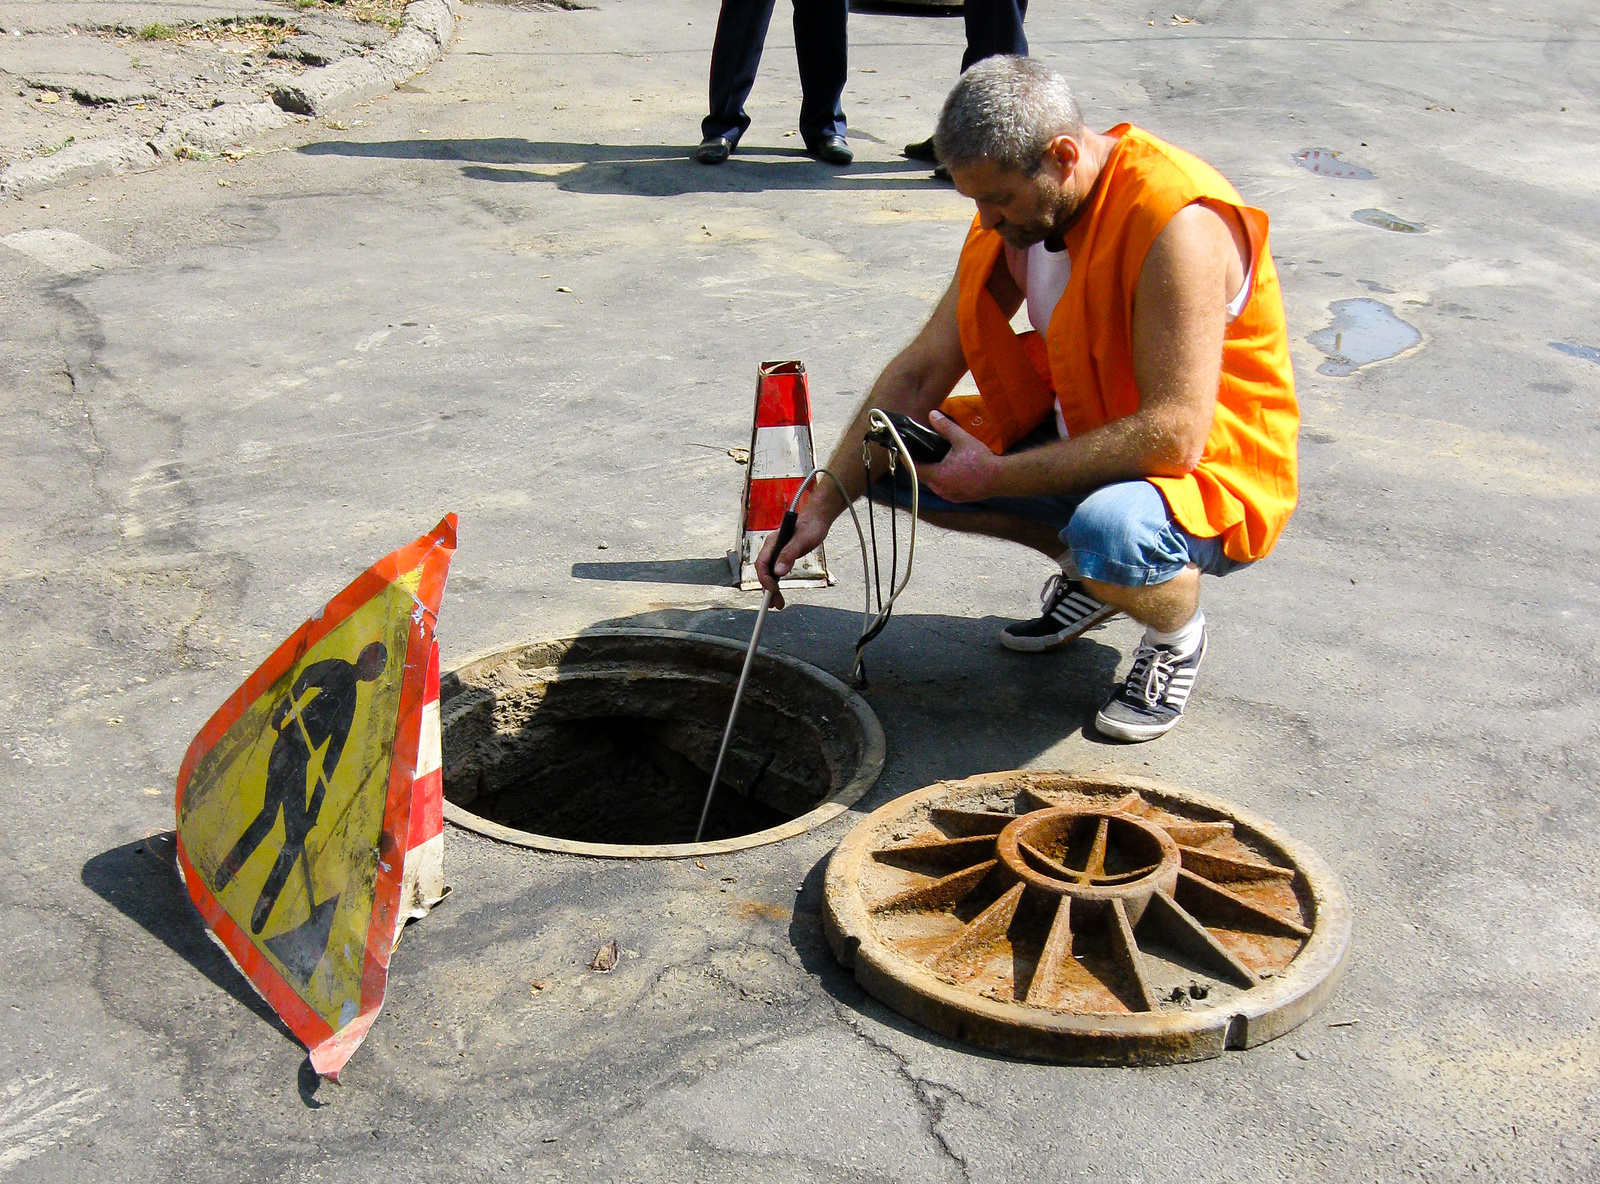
xmin=439 ymin=629 xmax=885 ymax=857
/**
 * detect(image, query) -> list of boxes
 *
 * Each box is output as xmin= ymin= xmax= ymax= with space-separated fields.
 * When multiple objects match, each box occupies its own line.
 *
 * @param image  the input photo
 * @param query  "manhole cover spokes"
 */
xmin=826 ymin=773 xmax=1350 ymax=1064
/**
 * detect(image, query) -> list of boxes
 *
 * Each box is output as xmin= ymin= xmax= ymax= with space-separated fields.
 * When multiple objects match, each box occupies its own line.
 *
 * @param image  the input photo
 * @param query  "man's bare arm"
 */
xmin=758 ymin=271 xmax=972 ymax=597
xmin=823 ymin=273 xmax=973 ymax=498
xmin=923 ymin=203 xmax=1241 ymax=502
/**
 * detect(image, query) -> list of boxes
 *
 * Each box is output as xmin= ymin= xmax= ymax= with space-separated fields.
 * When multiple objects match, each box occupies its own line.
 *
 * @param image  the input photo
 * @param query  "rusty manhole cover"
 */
xmin=824 ymin=772 xmax=1351 ymax=1064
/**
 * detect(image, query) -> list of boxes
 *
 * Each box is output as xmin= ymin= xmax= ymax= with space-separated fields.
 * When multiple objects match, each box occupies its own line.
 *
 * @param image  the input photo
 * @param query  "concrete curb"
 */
xmin=150 ymin=101 xmax=296 ymax=159
xmin=271 ymin=0 xmax=456 ymax=117
xmin=0 ymin=135 xmax=155 ymax=199
xmin=0 ymin=0 xmax=458 ymax=200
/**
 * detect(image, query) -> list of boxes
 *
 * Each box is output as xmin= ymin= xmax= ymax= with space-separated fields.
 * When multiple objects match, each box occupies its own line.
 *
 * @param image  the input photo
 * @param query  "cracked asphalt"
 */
xmin=2 ymin=0 xmax=1599 ymax=1178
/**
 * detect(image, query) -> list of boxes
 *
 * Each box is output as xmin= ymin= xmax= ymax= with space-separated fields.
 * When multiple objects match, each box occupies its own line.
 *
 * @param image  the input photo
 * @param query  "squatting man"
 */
xmin=759 ymin=57 xmax=1299 ymax=742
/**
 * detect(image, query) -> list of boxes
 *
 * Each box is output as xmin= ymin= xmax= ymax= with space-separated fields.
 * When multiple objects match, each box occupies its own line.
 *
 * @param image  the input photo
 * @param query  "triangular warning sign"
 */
xmin=174 ymin=515 xmax=457 ymax=1080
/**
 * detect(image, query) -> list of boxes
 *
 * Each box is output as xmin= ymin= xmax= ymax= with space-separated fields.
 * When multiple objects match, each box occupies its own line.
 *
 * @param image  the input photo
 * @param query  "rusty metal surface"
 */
xmin=824 ymin=771 xmax=1352 ymax=1065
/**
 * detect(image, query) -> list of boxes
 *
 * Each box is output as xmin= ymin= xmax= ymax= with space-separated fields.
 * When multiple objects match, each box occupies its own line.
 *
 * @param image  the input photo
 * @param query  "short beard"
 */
xmin=997 ymin=223 xmax=1048 ymax=250
xmin=1000 ymin=180 xmax=1077 ymax=251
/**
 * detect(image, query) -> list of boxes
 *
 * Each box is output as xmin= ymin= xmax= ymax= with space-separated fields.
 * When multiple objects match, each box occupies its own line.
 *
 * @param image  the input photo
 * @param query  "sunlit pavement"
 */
xmin=2 ymin=1 xmax=1597 ymax=1178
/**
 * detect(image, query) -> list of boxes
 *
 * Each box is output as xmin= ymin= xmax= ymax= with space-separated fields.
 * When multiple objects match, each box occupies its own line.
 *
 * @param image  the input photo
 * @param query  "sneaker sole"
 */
xmin=1094 ymin=633 xmax=1206 ymax=741
xmin=999 ymin=605 xmax=1120 ymax=653
xmin=1092 ymin=709 xmax=1182 ymax=742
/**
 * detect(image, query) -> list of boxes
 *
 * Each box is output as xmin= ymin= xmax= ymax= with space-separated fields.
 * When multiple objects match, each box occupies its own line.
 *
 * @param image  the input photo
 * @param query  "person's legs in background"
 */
xmin=961 ymin=0 xmax=1027 ymax=71
xmin=794 ymin=0 xmax=851 ymax=163
xmin=907 ymin=0 xmax=1029 ymax=176
xmin=698 ymin=0 xmax=780 ymax=163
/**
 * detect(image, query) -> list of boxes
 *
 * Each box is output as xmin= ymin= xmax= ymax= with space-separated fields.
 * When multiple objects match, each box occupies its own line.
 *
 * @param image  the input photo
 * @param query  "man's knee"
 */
xmin=1062 ymin=481 xmax=1191 ymax=588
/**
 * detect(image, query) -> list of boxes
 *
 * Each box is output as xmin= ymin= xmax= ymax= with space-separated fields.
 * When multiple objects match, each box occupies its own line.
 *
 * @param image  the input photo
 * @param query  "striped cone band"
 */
xmin=754 ymin=365 xmax=811 ymax=427
xmin=731 ymin=361 xmax=831 ymax=590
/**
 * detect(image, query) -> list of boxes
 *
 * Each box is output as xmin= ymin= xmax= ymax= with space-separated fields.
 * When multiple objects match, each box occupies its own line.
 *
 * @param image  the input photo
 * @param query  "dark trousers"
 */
xmin=703 ymin=0 xmax=848 ymax=147
xmin=962 ymin=0 xmax=1028 ymax=71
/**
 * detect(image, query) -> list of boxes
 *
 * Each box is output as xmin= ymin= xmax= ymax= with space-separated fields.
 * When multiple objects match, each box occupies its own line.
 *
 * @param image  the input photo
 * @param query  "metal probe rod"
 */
xmin=695 ymin=500 xmax=801 ymax=845
xmin=694 ymin=587 xmax=773 ymax=843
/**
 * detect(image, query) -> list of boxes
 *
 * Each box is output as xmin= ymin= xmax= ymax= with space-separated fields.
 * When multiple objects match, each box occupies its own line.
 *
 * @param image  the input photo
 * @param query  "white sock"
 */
xmin=1054 ymin=550 xmax=1079 ymax=579
xmin=1143 ymin=609 xmax=1205 ymax=657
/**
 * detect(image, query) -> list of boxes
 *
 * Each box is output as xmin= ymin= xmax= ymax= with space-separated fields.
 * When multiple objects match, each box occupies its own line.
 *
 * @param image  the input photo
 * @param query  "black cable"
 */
xmin=887 ymin=451 xmax=899 ymax=618
xmin=848 ymin=410 xmax=927 ymax=688
xmin=863 ymin=445 xmax=883 ymax=613
xmin=852 ymin=443 xmax=896 ymax=688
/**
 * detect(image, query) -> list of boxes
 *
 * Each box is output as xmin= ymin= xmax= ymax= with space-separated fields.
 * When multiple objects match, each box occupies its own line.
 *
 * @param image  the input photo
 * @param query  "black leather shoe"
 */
xmin=904 ymin=135 xmax=937 ymax=162
xmin=695 ymin=135 xmax=734 ymax=165
xmin=933 ymin=163 xmax=952 ymax=182
xmin=808 ymin=134 xmax=853 ymax=165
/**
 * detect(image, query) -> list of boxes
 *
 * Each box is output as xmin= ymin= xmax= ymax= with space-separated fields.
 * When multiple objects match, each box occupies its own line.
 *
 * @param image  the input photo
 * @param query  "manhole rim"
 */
xmin=439 ymin=628 xmax=887 ymax=859
xmin=823 ymin=770 xmax=1353 ymax=1065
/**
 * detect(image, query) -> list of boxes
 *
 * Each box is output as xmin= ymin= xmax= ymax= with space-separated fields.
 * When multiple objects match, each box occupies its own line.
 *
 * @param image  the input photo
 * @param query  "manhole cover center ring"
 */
xmin=996 ymin=806 xmax=1179 ymax=921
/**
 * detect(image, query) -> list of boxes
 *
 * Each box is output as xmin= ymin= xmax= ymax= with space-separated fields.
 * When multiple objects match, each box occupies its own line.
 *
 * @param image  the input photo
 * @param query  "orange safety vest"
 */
xmin=939 ymin=124 xmax=1299 ymax=564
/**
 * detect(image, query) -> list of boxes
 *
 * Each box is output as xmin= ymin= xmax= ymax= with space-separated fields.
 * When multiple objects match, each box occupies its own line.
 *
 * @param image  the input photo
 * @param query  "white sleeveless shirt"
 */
xmin=1006 ymin=238 xmax=1253 ymax=438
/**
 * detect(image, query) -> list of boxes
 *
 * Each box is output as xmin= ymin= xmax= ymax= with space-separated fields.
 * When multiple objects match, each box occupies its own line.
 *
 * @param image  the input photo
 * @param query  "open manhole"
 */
xmin=824 ymin=771 xmax=1351 ymax=1065
xmin=439 ymin=629 xmax=885 ymax=857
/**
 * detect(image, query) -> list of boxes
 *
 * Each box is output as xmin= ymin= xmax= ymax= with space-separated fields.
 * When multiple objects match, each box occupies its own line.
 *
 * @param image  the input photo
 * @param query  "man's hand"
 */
xmin=755 ymin=494 xmax=837 ymax=609
xmin=919 ymin=410 xmax=1003 ymax=503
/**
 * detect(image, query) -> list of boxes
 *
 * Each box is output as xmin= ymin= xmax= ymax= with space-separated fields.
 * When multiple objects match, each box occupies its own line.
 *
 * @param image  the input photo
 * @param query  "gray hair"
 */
xmin=933 ymin=56 xmax=1085 ymax=176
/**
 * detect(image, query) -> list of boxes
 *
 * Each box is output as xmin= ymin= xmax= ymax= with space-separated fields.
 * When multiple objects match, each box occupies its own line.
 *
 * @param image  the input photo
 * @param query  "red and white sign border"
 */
xmin=173 ymin=514 xmax=457 ymax=1080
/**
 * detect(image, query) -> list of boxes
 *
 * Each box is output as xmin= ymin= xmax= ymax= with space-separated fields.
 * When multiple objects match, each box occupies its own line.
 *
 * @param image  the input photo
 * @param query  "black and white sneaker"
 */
xmin=1000 ymin=572 xmax=1120 ymax=652
xmin=1094 ymin=630 xmax=1207 ymax=742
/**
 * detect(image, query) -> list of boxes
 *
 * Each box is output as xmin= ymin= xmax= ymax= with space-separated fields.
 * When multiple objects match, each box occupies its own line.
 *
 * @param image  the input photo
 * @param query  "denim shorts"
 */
xmin=881 ymin=452 xmax=1248 ymax=588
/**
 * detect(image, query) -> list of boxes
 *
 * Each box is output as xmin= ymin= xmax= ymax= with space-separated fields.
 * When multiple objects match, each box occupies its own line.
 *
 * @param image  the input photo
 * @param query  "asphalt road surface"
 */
xmin=2 ymin=0 xmax=1598 ymax=1179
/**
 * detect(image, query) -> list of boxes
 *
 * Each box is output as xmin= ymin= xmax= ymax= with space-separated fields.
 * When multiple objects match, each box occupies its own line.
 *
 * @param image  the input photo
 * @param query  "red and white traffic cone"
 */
xmin=729 ymin=360 xmax=832 ymax=591
xmin=396 ymin=639 xmax=448 ymax=939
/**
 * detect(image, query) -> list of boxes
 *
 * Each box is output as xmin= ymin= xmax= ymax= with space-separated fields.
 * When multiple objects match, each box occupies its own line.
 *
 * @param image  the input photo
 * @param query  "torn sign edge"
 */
xmin=173 ymin=513 xmax=458 ymax=1082
xmin=395 ymin=637 xmax=451 ymax=934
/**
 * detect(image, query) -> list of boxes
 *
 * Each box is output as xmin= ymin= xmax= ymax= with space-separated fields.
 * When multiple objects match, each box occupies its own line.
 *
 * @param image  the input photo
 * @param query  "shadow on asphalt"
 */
xmin=80 ymin=833 xmax=297 ymax=1044
xmin=299 ymin=137 xmax=944 ymax=196
xmin=570 ymin=557 xmax=732 ymax=586
xmin=587 ymin=602 xmax=1125 ymax=776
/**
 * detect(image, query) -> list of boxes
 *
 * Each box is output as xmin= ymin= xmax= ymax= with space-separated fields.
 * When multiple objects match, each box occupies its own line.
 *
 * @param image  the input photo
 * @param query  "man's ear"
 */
xmin=1043 ymin=134 xmax=1081 ymax=179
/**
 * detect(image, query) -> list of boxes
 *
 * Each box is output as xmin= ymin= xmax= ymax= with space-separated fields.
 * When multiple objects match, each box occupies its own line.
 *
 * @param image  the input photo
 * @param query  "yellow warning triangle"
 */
xmin=175 ymin=515 xmax=456 ymax=1079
